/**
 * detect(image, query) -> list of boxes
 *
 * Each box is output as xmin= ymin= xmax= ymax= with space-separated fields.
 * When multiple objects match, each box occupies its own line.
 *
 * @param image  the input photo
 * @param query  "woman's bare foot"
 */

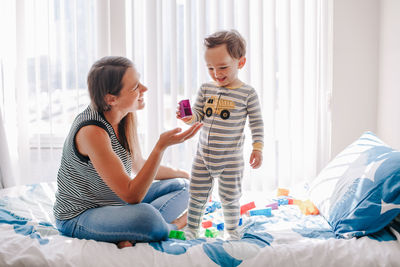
xmin=171 ymin=211 xmax=187 ymax=230
xmin=117 ymin=241 xmax=133 ymax=249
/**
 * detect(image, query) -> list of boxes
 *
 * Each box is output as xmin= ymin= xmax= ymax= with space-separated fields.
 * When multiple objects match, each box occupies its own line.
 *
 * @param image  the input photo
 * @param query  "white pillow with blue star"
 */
xmin=308 ymin=132 xmax=400 ymax=238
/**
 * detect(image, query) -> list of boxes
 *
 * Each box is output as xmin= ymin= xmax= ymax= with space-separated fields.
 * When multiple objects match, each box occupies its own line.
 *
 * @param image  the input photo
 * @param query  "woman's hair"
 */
xmin=87 ymin=56 xmax=139 ymax=155
xmin=204 ymin=29 xmax=246 ymax=59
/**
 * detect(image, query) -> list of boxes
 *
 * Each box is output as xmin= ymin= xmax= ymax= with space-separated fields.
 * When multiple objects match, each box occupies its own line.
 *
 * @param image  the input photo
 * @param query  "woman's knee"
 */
xmin=136 ymin=203 xmax=169 ymax=240
xmin=170 ymin=177 xmax=190 ymax=191
xmin=182 ymin=178 xmax=190 ymax=190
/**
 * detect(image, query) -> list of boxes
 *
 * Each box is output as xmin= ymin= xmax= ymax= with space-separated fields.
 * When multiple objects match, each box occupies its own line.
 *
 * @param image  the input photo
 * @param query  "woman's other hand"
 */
xmin=157 ymin=122 xmax=202 ymax=150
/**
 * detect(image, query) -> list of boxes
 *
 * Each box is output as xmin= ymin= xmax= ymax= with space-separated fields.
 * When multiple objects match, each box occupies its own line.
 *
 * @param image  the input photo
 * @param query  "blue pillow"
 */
xmin=308 ymin=132 xmax=400 ymax=238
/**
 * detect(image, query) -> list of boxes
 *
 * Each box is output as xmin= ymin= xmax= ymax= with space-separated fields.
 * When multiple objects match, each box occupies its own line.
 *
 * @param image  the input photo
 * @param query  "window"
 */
xmin=1 ymin=0 xmax=331 ymax=191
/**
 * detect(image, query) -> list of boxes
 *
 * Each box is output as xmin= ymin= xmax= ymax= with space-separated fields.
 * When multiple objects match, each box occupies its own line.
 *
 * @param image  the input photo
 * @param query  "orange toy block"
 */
xmin=297 ymin=200 xmax=319 ymax=215
xmin=240 ymin=201 xmax=256 ymax=215
xmin=277 ymin=188 xmax=289 ymax=196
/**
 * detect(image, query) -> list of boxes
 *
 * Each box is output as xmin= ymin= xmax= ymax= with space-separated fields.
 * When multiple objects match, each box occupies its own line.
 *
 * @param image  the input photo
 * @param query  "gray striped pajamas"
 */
xmin=185 ymin=83 xmax=264 ymax=239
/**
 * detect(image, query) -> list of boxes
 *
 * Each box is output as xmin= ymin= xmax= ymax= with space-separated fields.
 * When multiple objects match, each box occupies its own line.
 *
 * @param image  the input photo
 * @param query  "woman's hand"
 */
xmin=156 ymin=122 xmax=203 ymax=151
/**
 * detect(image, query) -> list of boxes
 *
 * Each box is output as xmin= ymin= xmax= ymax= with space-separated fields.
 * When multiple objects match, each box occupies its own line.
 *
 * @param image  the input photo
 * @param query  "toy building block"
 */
xmin=178 ymin=99 xmax=192 ymax=118
xmin=238 ymin=218 xmax=242 ymax=226
xmin=293 ymin=199 xmax=302 ymax=206
xmin=215 ymin=222 xmax=224 ymax=231
xmin=202 ymin=220 xmax=213 ymax=228
xmin=277 ymin=188 xmax=289 ymax=196
xmin=205 ymin=201 xmax=221 ymax=215
xmin=205 ymin=227 xmax=219 ymax=238
xmin=240 ymin=201 xmax=256 ymax=215
xmin=266 ymin=202 xmax=279 ymax=210
xmin=288 ymin=198 xmax=294 ymax=205
xmin=277 ymin=198 xmax=289 ymax=206
xmin=249 ymin=208 xmax=272 ymax=217
xmin=169 ymin=230 xmax=186 ymax=240
xmin=297 ymin=200 xmax=319 ymax=215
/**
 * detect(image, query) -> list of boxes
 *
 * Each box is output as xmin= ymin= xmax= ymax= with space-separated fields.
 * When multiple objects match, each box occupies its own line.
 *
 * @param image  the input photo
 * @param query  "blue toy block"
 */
xmin=249 ymin=208 xmax=272 ymax=217
xmin=277 ymin=198 xmax=289 ymax=205
xmin=216 ymin=222 xmax=224 ymax=231
xmin=205 ymin=201 xmax=221 ymax=215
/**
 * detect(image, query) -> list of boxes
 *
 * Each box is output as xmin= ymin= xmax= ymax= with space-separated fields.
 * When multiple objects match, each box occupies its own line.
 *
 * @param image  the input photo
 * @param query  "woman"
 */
xmin=53 ymin=56 xmax=202 ymax=248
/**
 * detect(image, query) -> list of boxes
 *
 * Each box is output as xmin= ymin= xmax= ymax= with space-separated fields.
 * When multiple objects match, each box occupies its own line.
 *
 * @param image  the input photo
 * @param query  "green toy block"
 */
xmin=205 ymin=227 xmax=219 ymax=238
xmin=169 ymin=230 xmax=186 ymax=240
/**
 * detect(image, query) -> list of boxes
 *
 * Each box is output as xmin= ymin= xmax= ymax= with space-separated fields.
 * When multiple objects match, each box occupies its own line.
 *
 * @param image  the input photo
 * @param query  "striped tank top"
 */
xmin=53 ymin=105 xmax=132 ymax=220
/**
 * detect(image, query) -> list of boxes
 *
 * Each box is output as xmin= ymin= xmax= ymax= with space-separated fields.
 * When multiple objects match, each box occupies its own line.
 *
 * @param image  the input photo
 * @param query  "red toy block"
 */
xmin=240 ymin=201 xmax=256 ymax=215
xmin=202 ymin=220 xmax=213 ymax=228
xmin=288 ymin=198 xmax=294 ymax=205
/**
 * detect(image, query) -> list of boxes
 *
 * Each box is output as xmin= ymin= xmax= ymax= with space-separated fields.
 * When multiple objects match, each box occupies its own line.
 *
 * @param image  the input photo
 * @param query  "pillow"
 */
xmin=308 ymin=131 xmax=400 ymax=238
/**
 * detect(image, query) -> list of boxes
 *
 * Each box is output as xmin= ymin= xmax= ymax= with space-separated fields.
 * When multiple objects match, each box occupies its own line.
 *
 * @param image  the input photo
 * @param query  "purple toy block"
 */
xmin=266 ymin=202 xmax=279 ymax=210
xmin=179 ymin=99 xmax=192 ymax=117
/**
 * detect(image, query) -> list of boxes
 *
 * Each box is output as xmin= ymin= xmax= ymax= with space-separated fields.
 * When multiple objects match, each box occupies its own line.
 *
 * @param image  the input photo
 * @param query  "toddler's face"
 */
xmin=204 ymin=44 xmax=244 ymax=88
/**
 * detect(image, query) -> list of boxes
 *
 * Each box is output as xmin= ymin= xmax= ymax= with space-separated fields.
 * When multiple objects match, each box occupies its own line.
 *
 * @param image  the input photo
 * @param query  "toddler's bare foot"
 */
xmin=117 ymin=241 xmax=133 ymax=249
xmin=171 ymin=211 xmax=187 ymax=230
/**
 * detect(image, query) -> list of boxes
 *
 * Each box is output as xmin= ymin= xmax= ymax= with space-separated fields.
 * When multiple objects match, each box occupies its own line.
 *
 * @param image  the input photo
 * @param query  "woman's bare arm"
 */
xmin=76 ymin=122 xmax=202 ymax=204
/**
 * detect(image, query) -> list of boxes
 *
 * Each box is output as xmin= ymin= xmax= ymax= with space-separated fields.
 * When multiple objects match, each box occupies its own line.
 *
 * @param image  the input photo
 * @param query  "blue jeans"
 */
xmin=56 ymin=178 xmax=189 ymax=243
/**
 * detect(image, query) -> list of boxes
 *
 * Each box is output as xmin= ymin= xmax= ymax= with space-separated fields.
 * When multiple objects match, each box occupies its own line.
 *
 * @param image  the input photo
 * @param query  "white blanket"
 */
xmin=0 ymin=183 xmax=399 ymax=267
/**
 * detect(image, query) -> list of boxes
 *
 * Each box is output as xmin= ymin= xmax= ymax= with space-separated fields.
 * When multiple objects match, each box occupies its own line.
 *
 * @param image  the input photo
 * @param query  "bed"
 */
xmin=1 ymin=132 xmax=399 ymax=267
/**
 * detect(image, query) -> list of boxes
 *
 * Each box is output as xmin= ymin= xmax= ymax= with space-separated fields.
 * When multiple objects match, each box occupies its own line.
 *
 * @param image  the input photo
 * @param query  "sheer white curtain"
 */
xmin=0 ymin=0 xmax=331 ymax=192
xmin=127 ymin=0 xmax=332 ymax=193
xmin=0 ymin=0 xmax=98 ymax=186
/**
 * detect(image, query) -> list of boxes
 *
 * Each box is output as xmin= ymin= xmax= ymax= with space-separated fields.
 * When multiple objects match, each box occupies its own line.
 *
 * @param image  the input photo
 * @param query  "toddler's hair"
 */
xmin=204 ymin=30 xmax=246 ymax=59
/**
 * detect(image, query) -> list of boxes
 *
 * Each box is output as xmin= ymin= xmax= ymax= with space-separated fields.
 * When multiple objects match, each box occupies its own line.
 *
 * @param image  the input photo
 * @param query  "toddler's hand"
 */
xmin=176 ymin=105 xmax=192 ymax=122
xmin=249 ymin=150 xmax=263 ymax=169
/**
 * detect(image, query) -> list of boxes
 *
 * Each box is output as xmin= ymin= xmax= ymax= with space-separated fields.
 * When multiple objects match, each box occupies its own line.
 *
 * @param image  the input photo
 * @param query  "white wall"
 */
xmin=378 ymin=0 xmax=400 ymax=150
xmin=331 ymin=0 xmax=380 ymax=157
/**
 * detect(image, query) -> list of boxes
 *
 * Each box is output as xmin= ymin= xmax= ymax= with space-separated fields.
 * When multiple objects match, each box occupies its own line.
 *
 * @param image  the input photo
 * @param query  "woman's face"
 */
xmin=115 ymin=67 xmax=147 ymax=112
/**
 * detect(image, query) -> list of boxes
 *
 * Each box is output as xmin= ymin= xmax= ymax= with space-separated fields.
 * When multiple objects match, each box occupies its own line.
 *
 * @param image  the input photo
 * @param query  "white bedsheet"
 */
xmin=0 ymin=183 xmax=399 ymax=267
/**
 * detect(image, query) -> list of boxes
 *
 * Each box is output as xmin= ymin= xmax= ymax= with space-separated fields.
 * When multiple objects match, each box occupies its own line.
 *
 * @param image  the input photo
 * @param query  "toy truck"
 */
xmin=204 ymin=96 xmax=235 ymax=120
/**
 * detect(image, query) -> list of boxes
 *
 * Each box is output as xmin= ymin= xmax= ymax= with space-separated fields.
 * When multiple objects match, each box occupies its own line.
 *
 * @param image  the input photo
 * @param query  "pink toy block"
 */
xmin=240 ymin=201 xmax=256 ymax=215
xmin=179 ymin=99 xmax=192 ymax=118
